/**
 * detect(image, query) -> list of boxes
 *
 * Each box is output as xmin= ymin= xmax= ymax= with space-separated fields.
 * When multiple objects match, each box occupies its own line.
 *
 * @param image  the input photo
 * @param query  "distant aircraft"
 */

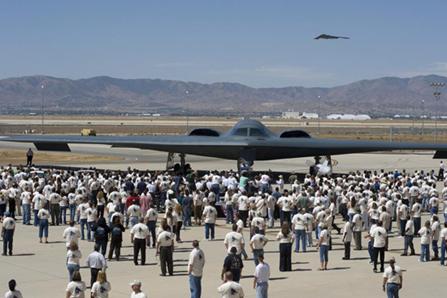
xmin=1 ymin=119 xmax=446 ymax=175
xmin=314 ymin=34 xmax=350 ymax=40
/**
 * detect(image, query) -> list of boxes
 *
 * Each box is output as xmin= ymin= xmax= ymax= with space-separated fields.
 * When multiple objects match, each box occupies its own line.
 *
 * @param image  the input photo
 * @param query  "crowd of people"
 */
xmin=1 ymin=163 xmax=447 ymax=297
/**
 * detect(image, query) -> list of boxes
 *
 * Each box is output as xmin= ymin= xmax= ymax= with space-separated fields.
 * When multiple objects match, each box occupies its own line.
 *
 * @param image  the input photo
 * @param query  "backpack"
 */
xmin=111 ymin=226 xmax=122 ymax=238
xmin=95 ymin=226 xmax=106 ymax=240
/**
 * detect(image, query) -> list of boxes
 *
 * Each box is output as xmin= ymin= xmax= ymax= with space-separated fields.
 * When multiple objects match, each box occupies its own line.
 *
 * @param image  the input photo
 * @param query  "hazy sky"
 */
xmin=1 ymin=1 xmax=447 ymax=87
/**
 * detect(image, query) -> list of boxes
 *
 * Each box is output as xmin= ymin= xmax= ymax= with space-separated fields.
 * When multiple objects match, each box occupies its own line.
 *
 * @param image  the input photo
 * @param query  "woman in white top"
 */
xmin=66 ymin=271 xmax=86 ymax=298
xmin=67 ymin=241 xmax=82 ymax=281
xmin=91 ymin=271 xmax=111 ymax=298
xmin=418 ymin=220 xmax=432 ymax=262
xmin=276 ymin=223 xmax=294 ymax=272
xmin=317 ymin=224 xmax=330 ymax=270
xmin=38 ymin=206 xmax=50 ymax=243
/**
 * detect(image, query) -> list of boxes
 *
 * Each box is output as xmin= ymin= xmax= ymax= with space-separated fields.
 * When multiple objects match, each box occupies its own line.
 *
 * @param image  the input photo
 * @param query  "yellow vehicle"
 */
xmin=81 ymin=129 xmax=96 ymax=136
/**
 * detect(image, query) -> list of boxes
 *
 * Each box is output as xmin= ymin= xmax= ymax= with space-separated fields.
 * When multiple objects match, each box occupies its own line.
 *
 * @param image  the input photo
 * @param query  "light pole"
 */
xmin=185 ymin=90 xmax=190 ymax=134
xmin=421 ymin=99 xmax=425 ymax=138
xmin=41 ymin=82 xmax=46 ymax=134
xmin=317 ymin=95 xmax=321 ymax=135
xmin=431 ymin=82 xmax=445 ymax=143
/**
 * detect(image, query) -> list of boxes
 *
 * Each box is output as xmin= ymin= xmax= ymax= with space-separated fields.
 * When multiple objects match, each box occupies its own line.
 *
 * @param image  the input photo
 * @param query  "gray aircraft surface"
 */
xmin=1 ymin=119 xmax=446 ymax=173
xmin=314 ymin=34 xmax=350 ymax=40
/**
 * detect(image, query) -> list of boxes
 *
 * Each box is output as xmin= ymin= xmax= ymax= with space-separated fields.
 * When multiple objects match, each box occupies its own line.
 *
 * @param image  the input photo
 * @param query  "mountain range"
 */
xmin=1 ymin=74 xmax=446 ymax=116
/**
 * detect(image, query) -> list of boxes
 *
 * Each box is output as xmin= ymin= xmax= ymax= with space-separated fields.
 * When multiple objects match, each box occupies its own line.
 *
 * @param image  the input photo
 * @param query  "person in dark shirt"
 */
xmin=108 ymin=216 xmax=125 ymax=261
xmin=92 ymin=217 xmax=110 ymax=256
xmin=222 ymin=247 xmax=244 ymax=282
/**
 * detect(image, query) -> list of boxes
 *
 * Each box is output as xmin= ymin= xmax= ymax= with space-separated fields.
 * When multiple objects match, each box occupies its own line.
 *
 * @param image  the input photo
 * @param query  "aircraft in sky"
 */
xmin=1 ymin=119 xmax=446 ymax=174
xmin=314 ymin=34 xmax=350 ymax=40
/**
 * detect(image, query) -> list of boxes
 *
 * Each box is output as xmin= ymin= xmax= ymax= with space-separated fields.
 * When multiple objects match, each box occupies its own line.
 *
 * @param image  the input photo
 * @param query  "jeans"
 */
xmin=413 ymin=217 xmax=421 ymax=234
xmin=420 ymin=244 xmax=430 ymax=262
xmin=33 ymin=209 xmax=39 ymax=226
xmin=129 ymin=216 xmax=138 ymax=228
xmin=440 ymin=241 xmax=447 ymax=265
xmin=67 ymin=263 xmax=80 ymax=281
xmin=184 ymin=208 xmax=192 ymax=227
xmin=204 ymin=223 xmax=215 ymax=240
xmin=225 ymin=205 xmax=233 ymax=224
xmin=69 ymin=204 xmax=77 ymax=222
xmin=354 ymin=231 xmax=362 ymax=250
xmin=294 ymin=229 xmax=307 ymax=252
xmin=50 ymin=204 xmax=60 ymax=225
xmin=87 ymin=221 xmax=94 ymax=240
xmin=386 ymin=283 xmax=399 ymax=298
xmin=80 ymin=219 xmax=87 ymax=240
xmin=189 ymin=274 xmax=202 ymax=298
xmin=253 ymin=249 xmax=264 ymax=266
xmin=256 ymin=282 xmax=268 ymax=298
xmin=344 ymin=241 xmax=351 ymax=259
xmin=399 ymin=220 xmax=407 ymax=236
xmin=404 ymin=235 xmax=415 ymax=255
xmin=147 ymin=221 xmax=157 ymax=247
xmin=22 ymin=204 xmax=31 ymax=225
xmin=319 ymin=244 xmax=329 ymax=263
xmin=109 ymin=238 xmax=122 ymax=261
xmin=267 ymin=208 xmax=274 ymax=228
xmin=432 ymin=240 xmax=439 ymax=258
xmin=39 ymin=219 xmax=49 ymax=238
xmin=307 ymin=232 xmax=313 ymax=247
xmin=59 ymin=206 xmax=67 ymax=225
xmin=2 ymin=229 xmax=13 ymax=255
xmin=373 ymin=247 xmax=385 ymax=271
xmin=95 ymin=240 xmax=108 ymax=256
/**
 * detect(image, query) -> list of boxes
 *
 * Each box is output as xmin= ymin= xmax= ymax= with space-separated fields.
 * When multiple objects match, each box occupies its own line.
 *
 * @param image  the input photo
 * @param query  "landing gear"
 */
xmin=237 ymin=158 xmax=254 ymax=173
xmin=310 ymin=155 xmax=333 ymax=176
xmin=166 ymin=152 xmax=191 ymax=174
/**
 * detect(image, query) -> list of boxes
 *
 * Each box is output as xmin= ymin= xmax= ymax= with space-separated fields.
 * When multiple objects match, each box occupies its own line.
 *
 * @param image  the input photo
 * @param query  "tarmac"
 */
xmin=0 ymin=208 xmax=445 ymax=297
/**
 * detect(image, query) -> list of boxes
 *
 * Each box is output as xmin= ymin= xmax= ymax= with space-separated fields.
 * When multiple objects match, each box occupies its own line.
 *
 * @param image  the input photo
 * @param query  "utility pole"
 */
xmin=431 ymin=82 xmax=445 ymax=143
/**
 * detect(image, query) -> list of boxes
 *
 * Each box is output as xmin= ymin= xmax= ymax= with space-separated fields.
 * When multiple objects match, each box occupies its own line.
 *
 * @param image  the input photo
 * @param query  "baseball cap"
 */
xmin=129 ymin=280 xmax=142 ymax=286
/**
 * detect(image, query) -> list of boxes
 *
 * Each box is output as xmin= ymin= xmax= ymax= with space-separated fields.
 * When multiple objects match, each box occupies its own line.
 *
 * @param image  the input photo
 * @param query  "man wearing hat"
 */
xmin=130 ymin=280 xmax=147 ymax=298
xmin=2 ymin=211 xmax=15 ymax=256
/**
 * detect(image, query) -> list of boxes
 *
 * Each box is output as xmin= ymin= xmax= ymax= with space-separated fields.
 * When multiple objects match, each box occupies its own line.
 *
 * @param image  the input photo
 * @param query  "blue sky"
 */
xmin=1 ymin=1 xmax=446 ymax=87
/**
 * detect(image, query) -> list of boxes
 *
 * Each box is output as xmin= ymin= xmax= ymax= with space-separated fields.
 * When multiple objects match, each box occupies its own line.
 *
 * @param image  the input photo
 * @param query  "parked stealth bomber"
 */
xmin=1 ymin=119 xmax=447 ymax=174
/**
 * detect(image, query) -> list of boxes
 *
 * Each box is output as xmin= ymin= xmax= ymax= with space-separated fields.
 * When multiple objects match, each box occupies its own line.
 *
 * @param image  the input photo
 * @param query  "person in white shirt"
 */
xmin=77 ymin=200 xmax=90 ymax=240
xmin=66 ymin=241 xmax=82 ymax=281
xmin=217 ymin=271 xmax=244 ymax=298
xmin=342 ymin=220 xmax=353 ymax=260
xmin=63 ymin=221 xmax=81 ymax=248
xmin=156 ymin=225 xmax=174 ymax=276
xmin=349 ymin=209 xmax=362 ymax=249
xmin=291 ymin=208 xmax=307 ymax=253
xmin=224 ymin=224 xmax=245 ymax=255
xmin=418 ymin=220 xmax=432 ymax=262
xmin=277 ymin=190 xmax=292 ymax=226
xmin=188 ymin=240 xmax=205 ymax=298
xmin=86 ymin=247 xmax=107 ymax=288
xmin=37 ymin=206 xmax=50 ymax=243
xmin=4 ymin=279 xmax=23 ymax=298
xmin=130 ymin=218 xmax=149 ymax=266
xmin=401 ymin=215 xmax=415 ymax=256
xmin=65 ymin=271 xmax=86 ymax=298
xmin=130 ymin=280 xmax=147 ymax=298
xmin=431 ymin=215 xmax=441 ymax=261
xmin=370 ymin=221 xmax=387 ymax=272
xmin=439 ymin=222 xmax=447 ymax=266
xmin=253 ymin=255 xmax=270 ymax=298
xmin=2 ymin=212 xmax=15 ymax=256
xmin=91 ymin=271 xmax=111 ymax=298
xmin=382 ymin=257 xmax=403 ymax=298
xmin=317 ymin=224 xmax=330 ymax=270
xmin=20 ymin=190 xmax=31 ymax=225
xmin=250 ymin=228 xmax=268 ymax=266
xmin=202 ymin=203 xmax=217 ymax=240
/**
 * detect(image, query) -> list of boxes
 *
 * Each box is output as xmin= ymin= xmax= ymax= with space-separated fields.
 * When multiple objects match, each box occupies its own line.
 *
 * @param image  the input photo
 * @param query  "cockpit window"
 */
xmin=249 ymin=128 xmax=265 ymax=137
xmin=233 ymin=128 xmax=248 ymax=136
